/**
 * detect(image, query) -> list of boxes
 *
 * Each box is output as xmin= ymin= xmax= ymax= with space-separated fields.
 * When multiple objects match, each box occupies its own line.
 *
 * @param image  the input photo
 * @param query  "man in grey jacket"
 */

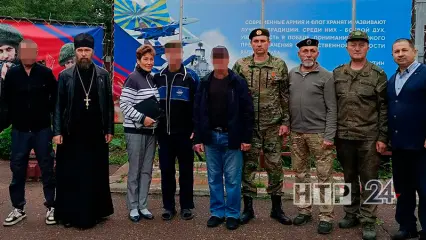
xmin=289 ymin=38 xmax=337 ymax=234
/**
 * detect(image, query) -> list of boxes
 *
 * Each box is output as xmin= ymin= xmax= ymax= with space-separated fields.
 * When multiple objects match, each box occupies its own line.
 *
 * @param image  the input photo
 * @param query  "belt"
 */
xmin=212 ymin=127 xmax=228 ymax=133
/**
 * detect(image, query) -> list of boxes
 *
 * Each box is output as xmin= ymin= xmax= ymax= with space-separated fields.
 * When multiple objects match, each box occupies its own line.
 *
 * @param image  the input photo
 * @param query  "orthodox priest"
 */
xmin=53 ymin=33 xmax=114 ymax=229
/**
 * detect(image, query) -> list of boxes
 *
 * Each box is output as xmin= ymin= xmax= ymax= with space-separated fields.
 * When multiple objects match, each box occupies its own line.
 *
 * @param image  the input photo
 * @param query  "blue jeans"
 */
xmin=205 ymin=131 xmax=243 ymax=219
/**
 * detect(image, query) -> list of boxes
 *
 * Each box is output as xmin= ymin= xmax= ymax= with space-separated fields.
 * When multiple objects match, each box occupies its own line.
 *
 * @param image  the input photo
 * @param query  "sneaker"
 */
xmin=139 ymin=209 xmax=154 ymax=220
xmin=129 ymin=209 xmax=141 ymax=222
xmin=45 ymin=207 xmax=56 ymax=225
xmin=180 ymin=209 xmax=194 ymax=220
xmin=3 ymin=209 xmax=26 ymax=226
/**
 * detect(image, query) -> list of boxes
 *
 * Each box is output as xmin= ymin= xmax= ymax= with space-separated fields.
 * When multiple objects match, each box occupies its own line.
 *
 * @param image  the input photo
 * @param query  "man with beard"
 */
xmin=333 ymin=30 xmax=388 ymax=240
xmin=2 ymin=39 xmax=57 ymax=226
xmin=288 ymin=38 xmax=337 ymax=234
xmin=232 ymin=28 xmax=292 ymax=225
xmin=53 ymin=33 xmax=114 ymax=229
xmin=0 ymin=24 xmax=23 ymax=132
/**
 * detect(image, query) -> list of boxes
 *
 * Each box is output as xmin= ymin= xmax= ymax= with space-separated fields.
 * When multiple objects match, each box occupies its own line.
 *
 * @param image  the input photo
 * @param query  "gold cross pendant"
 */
xmin=84 ymin=96 xmax=91 ymax=109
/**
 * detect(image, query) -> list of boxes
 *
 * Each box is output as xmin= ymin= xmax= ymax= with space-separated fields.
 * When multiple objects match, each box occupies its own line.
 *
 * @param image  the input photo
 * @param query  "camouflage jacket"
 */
xmin=333 ymin=61 xmax=388 ymax=142
xmin=232 ymin=53 xmax=290 ymax=131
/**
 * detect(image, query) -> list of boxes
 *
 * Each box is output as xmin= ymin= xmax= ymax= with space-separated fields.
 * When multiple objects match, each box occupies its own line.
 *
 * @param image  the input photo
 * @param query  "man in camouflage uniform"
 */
xmin=232 ymin=28 xmax=292 ymax=225
xmin=0 ymin=24 xmax=23 ymax=133
xmin=289 ymin=38 xmax=337 ymax=234
xmin=58 ymin=43 xmax=75 ymax=69
xmin=333 ymin=30 xmax=388 ymax=240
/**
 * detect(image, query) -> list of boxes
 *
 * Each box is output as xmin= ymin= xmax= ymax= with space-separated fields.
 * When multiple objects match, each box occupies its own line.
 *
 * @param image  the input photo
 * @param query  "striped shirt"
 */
xmin=120 ymin=69 xmax=160 ymax=130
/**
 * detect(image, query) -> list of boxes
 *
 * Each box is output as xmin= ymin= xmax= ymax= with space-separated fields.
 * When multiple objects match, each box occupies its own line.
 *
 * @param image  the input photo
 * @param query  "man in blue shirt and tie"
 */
xmin=388 ymin=38 xmax=426 ymax=240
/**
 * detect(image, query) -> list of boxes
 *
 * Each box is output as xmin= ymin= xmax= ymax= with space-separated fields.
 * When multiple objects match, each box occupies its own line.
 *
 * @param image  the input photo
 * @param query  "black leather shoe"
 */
xmin=226 ymin=217 xmax=239 ymax=230
xmin=270 ymin=195 xmax=292 ymax=225
xmin=240 ymin=196 xmax=255 ymax=224
xmin=161 ymin=209 xmax=177 ymax=221
xmin=207 ymin=216 xmax=225 ymax=228
xmin=181 ymin=209 xmax=194 ymax=220
xmin=392 ymin=230 xmax=419 ymax=240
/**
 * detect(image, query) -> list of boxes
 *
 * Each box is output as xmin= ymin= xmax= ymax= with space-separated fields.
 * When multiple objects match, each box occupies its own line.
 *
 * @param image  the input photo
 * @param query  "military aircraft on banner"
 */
xmin=143 ymin=36 xmax=201 ymax=56
xmin=133 ymin=17 xmax=199 ymax=40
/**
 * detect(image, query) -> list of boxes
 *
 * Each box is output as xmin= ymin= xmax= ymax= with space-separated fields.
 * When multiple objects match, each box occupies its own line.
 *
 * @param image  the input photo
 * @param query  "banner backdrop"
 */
xmin=0 ymin=19 xmax=104 ymax=78
xmin=113 ymin=0 xmax=412 ymax=122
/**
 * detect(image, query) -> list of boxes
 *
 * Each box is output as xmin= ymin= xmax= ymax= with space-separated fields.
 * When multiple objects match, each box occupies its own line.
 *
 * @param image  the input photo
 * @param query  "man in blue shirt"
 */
xmin=388 ymin=38 xmax=426 ymax=240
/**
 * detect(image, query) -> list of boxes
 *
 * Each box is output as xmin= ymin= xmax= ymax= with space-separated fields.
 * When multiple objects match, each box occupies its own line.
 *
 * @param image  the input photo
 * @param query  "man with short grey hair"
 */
xmin=288 ymin=38 xmax=337 ymax=234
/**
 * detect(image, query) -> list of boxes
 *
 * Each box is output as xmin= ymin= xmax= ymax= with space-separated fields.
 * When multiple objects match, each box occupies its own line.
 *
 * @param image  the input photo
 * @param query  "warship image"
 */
xmin=187 ymin=42 xmax=210 ymax=79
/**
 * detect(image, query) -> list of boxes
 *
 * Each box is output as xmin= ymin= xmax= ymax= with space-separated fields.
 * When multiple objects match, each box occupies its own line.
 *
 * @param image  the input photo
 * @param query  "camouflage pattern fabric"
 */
xmin=291 ymin=132 xmax=335 ymax=222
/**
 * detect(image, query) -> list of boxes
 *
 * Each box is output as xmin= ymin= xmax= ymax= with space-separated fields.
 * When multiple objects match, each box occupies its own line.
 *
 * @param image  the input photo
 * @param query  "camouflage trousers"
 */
xmin=335 ymin=138 xmax=381 ymax=224
xmin=291 ymin=132 xmax=335 ymax=222
xmin=242 ymin=126 xmax=283 ymax=197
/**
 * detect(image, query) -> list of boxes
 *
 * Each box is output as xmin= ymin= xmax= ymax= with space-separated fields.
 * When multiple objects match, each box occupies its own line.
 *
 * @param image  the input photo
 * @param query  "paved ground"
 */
xmin=0 ymin=160 xmax=405 ymax=240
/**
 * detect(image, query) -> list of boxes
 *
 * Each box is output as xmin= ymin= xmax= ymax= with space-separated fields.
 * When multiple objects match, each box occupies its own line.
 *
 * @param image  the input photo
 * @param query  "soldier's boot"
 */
xmin=338 ymin=213 xmax=360 ymax=229
xmin=293 ymin=214 xmax=312 ymax=226
xmin=270 ymin=195 xmax=292 ymax=225
xmin=362 ymin=222 xmax=377 ymax=240
xmin=240 ymin=196 xmax=254 ymax=224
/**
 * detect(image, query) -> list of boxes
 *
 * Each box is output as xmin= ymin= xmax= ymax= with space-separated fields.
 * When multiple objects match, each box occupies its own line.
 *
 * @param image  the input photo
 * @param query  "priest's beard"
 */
xmin=77 ymin=57 xmax=93 ymax=69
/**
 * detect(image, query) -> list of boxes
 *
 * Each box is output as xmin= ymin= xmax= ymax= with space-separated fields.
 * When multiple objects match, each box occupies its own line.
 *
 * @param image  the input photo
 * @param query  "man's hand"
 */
xmin=194 ymin=143 xmax=204 ymax=153
xmin=424 ymin=139 xmax=426 ymax=148
xmin=241 ymin=143 xmax=251 ymax=152
xmin=322 ymin=140 xmax=334 ymax=149
xmin=190 ymin=132 xmax=194 ymax=140
xmin=279 ymin=125 xmax=290 ymax=136
xmin=376 ymin=141 xmax=386 ymax=154
xmin=1 ymin=63 xmax=11 ymax=80
xmin=53 ymin=135 xmax=63 ymax=145
xmin=105 ymin=134 xmax=113 ymax=143
xmin=143 ymin=117 xmax=156 ymax=127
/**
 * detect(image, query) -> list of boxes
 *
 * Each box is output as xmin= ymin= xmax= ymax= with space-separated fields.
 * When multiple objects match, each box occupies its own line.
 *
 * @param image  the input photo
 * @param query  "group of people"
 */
xmin=0 ymin=21 xmax=424 ymax=240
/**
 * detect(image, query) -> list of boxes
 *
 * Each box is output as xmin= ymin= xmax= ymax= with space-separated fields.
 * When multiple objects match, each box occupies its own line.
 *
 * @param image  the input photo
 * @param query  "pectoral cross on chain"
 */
xmin=84 ymin=95 xmax=91 ymax=109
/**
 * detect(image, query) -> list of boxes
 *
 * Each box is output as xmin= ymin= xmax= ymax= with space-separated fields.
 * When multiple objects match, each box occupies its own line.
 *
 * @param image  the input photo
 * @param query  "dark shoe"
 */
xmin=270 ymin=195 xmax=292 ymax=225
xmin=362 ymin=223 xmax=377 ymax=240
xmin=64 ymin=222 xmax=72 ymax=228
xmin=240 ymin=196 xmax=255 ymax=224
xmin=180 ymin=209 xmax=194 ymax=220
xmin=226 ymin=217 xmax=239 ymax=230
xmin=338 ymin=214 xmax=360 ymax=229
xmin=129 ymin=214 xmax=141 ymax=222
xmin=293 ymin=214 xmax=312 ymax=226
xmin=317 ymin=221 xmax=333 ymax=234
xmin=391 ymin=229 xmax=418 ymax=240
xmin=207 ymin=216 xmax=225 ymax=228
xmin=161 ymin=209 xmax=177 ymax=221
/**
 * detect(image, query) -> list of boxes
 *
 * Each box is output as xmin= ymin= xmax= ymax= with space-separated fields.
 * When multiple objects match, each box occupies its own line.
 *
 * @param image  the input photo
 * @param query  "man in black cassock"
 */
xmin=53 ymin=33 xmax=114 ymax=229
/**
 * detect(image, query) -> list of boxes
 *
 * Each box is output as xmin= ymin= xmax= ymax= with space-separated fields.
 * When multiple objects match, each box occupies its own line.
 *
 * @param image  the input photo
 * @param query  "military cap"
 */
xmin=249 ymin=28 xmax=270 ymax=40
xmin=296 ymin=38 xmax=319 ymax=48
xmin=347 ymin=30 xmax=369 ymax=43
xmin=0 ymin=24 xmax=23 ymax=49
xmin=59 ymin=43 xmax=75 ymax=66
xmin=74 ymin=33 xmax=94 ymax=49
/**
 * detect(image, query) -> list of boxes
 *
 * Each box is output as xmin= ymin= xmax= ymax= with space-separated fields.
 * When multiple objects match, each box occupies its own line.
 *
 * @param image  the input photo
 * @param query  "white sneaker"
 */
xmin=3 ymin=209 xmax=26 ymax=226
xmin=45 ymin=207 xmax=56 ymax=225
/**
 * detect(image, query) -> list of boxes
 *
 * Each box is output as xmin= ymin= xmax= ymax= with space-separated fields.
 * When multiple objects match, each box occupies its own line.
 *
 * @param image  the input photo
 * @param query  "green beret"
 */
xmin=59 ymin=43 xmax=75 ymax=66
xmin=347 ymin=30 xmax=369 ymax=43
xmin=0 ymin=24 xmax=23 ymax=49
xmin=297 ymin=38 xmax=319 ymax=48
xmin=249 ymin=28 xmax=270 ymax=40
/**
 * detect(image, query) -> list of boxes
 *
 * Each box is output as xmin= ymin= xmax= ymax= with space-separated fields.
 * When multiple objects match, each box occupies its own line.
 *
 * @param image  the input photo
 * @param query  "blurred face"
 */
xmin=212 ymin=57 xmax=229 ymax=71
xmin=392 ymin=41 xmax=417 ymax=68
xmin=137 ymin=53 xmax=154 ymax=72
xmin=64 ymin=58 xmax=75 ymax=69
xmin=75 ymin=47 xmax=93 ymax=69
xmin=298 ymin=46 xmax=319 ymax=68
xmin=19 ymin=42 xmax=38 ymax=67
xmin=0 ymin=45 xmax=16 ymax=61
xmin=250 ymin=36 xmax=270 ymax=55
xmin=165 ymin=47 xmax=182 ymax=66
xmin=346 ymin=40 xmax=369 ymax=61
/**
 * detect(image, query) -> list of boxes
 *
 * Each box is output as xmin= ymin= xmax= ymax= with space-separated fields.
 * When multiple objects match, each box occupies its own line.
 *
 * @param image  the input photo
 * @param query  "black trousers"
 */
xmin=158 ymin=133 xmax=194 ymax=211
xmin=392 ymin=149 xmax=426 ymax=232
xmin=9 ymin=128 xmax=55 ymax=209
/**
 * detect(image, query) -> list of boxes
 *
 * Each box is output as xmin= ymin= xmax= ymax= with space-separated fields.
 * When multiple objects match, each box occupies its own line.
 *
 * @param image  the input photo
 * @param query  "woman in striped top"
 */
xmin=119 ymin=44 xmax=160 ymax=222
